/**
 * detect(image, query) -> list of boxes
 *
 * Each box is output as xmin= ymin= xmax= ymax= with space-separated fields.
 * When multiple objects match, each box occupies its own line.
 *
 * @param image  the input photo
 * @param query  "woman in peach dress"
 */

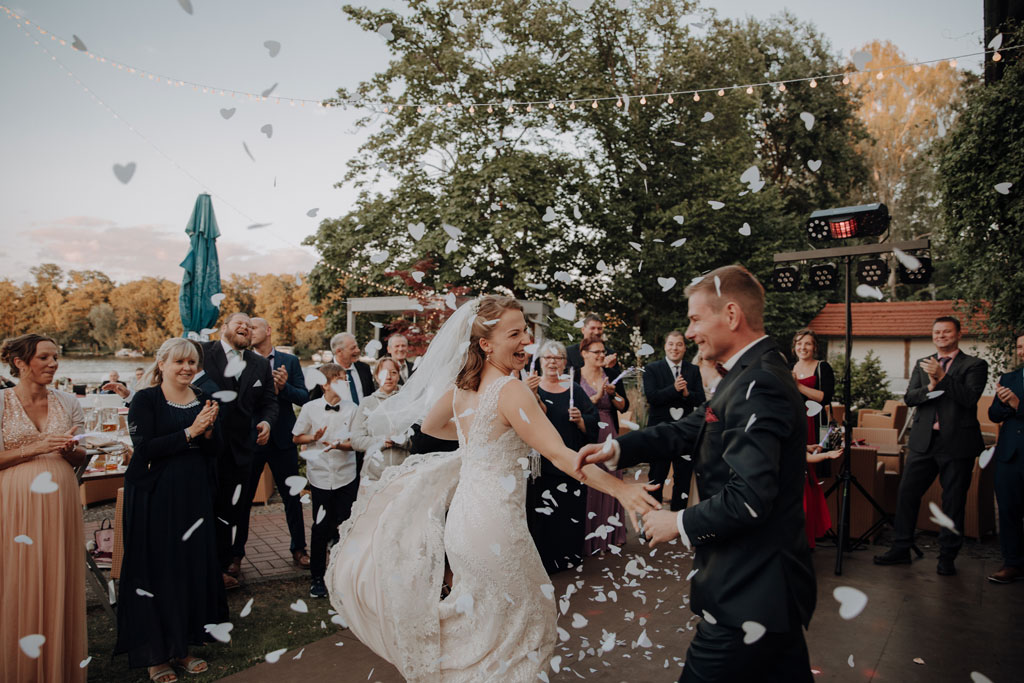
xmin=0 ymin=334 xmax=88 ymax=682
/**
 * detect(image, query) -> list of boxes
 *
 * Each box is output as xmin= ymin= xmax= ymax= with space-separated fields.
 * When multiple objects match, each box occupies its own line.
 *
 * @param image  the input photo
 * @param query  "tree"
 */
xmin=308 ymin=0 xmax=870 ymax=351
xmin=937 ymin=60 xmax=1024 ymax=363
xmin=833 ymin=351 xmax=895 ymax=413
xmin=88 ymin=303 xmax=120 ymax=352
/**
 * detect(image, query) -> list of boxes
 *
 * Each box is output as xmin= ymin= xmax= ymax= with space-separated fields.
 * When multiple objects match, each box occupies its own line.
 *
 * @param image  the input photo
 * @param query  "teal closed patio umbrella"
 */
xmin=179 ymin=194 xmax=222 ymax=339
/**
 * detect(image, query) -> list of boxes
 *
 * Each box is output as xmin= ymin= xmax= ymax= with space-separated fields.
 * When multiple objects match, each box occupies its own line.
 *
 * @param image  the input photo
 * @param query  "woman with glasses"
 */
xmin=526 ymin=340 xmax=599 ymax=573
xmin=578 ymin=335 xmax=630 ymax=555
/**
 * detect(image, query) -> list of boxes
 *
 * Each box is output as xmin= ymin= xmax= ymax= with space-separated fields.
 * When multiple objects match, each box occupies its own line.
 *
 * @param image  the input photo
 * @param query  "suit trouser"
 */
xmin=679 ymin=617 xmax=813 ymax=683
xmin=309 ymin=480 xmax=359 ymax=580
xmin=995 ymin=454 xmax=1024 ymax=567
xmin=892 ymin=437 xmax=974 ymax=558
xmin=214 ymin=456 xmax=251 ymax=568
xmin=648 ymin=454 xmax=693 ymax=511
xmin=233 ymin=443 xmax=307 ymax=558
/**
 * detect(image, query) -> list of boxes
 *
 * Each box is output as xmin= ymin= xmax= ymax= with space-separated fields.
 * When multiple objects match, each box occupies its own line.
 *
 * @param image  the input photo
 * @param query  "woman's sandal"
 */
xmin=149 ymin=665 xmax=178 ymax=683
xmin=173 ymin=657 xmax=208 ymax=675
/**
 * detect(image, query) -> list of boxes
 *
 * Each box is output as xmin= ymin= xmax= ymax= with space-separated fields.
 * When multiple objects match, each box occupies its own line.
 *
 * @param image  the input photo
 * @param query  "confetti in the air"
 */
xmin=833 ymin=586 xmax=868 ymax=619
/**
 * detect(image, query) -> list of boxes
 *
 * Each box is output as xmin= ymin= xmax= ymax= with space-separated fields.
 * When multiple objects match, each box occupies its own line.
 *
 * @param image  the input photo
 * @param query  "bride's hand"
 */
xmin=615 ymin=482 xmax=661 ymax=531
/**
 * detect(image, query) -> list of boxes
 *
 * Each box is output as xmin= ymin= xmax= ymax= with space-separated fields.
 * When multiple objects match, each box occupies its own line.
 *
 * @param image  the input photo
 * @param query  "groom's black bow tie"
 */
xmin=324 ymin=403 xmax=341 ymax=412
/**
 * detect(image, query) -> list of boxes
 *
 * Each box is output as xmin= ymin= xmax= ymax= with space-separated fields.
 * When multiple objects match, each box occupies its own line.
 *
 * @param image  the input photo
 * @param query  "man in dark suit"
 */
xmin=328 ymin=332 xmax=375 ymax=401
xmin=644 ymin=330 xmax=706 ymax=510
xmin=386 ymin=333 xmax=416 ymax=385
xmin=233 ymin=318 xmax=311 ymax=569
xmin=200 ymin=312 xmax=278 ymax=584
xmin=566 ymin=314 xmax=621 ymax=376
xmin=875 ymin=316 xmax=988 ymax=576
xmin=577 ymin=265 xmax=815 ymax=683
xmin=987 ymin=331 xmax=1024 ymax=584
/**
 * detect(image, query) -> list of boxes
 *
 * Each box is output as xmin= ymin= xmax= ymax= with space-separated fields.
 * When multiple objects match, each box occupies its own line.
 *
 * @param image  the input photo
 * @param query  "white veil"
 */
xmin=366 ymin=297 xmax=480 ymax=440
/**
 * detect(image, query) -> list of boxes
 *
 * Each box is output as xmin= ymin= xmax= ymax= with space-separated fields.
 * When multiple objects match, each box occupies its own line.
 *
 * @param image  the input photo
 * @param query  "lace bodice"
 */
xmin=452 ymin=376 xmax=532 ymax=493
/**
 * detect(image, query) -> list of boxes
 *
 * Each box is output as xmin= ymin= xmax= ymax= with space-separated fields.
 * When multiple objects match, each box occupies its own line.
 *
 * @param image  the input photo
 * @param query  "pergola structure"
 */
xmin=346 ymin=295 xmax=552 ymax=342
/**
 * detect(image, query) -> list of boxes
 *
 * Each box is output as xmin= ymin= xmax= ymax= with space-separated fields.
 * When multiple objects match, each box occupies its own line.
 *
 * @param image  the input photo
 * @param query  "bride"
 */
xmin=326 ymin=295 xmax=659 ymax=682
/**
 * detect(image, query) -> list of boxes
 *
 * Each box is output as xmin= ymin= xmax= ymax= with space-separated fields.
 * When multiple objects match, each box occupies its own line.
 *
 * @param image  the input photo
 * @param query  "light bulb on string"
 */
xmin=777 ymin=83 xmax=786 ymax=92
xmin=507 ymin=104 xmax=514 ymax=112
xmin=875 ymin=71 xmax=884 ymax=80
xmin=397 ymin=104 xmax=404 ymax=111
xmin=469 ymin=105 xmax=475 ymax=113
xmin=548 ymin=101 xmax=555 ymax=109
xmin=666 ymin=94 xmax=674 ymax=104
xmin=592 ymin=100 xmax=598 ymax=108
xmin=487 ymin=105 xmax=493 ymax=113
xmin=693 ymin=92 xmax=700 ymax=102
xmin=435 ymin=106 xmax=442 ymax=113
xmin=416 ymin=106 xmax=423 ymax=113
xmin=913 ymin=64 xmax=922 ymax=72
xmin=809 ymin=79 xmax=817 ymax=88
xmin=570 ymin=101 xmax=576 ymax=109
xmin=717 ymin=88 xmax=724 ymax=96
xmin=616 ymin=98 xmax=622 ymax=107
xmin=993 ymin=51 xmax=1002 ymax=61
xmin=948 ymin=59 xmax=957 ymax=67
xmin=746 ymin=86 xmax=754 ymax=94
xmin=640 ymin=96 xmax=647 ymax=105
xmin=842 ymin=75 xmax=850 ymax=85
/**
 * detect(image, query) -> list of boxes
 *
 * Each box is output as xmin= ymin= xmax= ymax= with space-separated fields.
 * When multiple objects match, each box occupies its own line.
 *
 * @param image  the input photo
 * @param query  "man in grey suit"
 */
xmin=874 ymin=316 xmax=988 ymax=576
xmin=577 ymin=265 xmax=815 ymax=683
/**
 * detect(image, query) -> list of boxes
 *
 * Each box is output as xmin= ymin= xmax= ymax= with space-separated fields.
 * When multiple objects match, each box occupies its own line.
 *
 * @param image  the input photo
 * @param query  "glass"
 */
xmin=584 ymin=349 xmax=606 ymax=356
xmin=540 ymin=356 xmax=565 ymax=361
xmin=100 ymin=408 xmax=119 ymax=432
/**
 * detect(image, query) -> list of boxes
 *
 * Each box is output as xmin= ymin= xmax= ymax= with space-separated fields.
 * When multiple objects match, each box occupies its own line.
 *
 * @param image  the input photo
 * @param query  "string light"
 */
xmin=468 ymin=105 xmax=475 ymax=113
xmin=2 ymin=6 xmax=1017 ymax=118
xmin=616 ymin=98 xmax=623 ymax=107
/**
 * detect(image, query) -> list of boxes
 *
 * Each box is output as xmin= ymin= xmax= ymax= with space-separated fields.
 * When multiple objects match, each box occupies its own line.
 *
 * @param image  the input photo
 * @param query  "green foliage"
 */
xmin=832 ymin=351 xmax=895 ymax=413
xmin=307 ymin=0 xmax=871 ymax=347
xmin=937 ymin=60 xmax=1024 ymax=364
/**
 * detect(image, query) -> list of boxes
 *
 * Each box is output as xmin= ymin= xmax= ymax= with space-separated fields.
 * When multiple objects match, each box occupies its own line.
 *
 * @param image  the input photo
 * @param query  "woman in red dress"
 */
xmin=791 ymin=329 xmax=837 ymax=548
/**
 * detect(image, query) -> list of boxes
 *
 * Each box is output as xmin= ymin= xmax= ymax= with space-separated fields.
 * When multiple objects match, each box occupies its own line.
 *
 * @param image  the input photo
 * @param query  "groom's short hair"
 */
xmin=685 ymin=265 xmax=765 ymax=332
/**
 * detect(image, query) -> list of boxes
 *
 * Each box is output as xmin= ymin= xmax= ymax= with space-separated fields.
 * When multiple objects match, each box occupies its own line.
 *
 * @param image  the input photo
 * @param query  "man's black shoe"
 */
xmin=310 ymin=577 xmax=328 ymax=598
xmin=936 ymin=557 xmax=957 ymax=576
xmin=873 ymin=548 xmax=912 ymax=566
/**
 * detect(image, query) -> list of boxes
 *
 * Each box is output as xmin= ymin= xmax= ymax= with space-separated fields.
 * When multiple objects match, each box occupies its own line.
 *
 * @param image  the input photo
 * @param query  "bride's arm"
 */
xmin=498 ymin=381 xmax=659 ymax=515
xmin=419 ymin=387 xmax=458 ymax=442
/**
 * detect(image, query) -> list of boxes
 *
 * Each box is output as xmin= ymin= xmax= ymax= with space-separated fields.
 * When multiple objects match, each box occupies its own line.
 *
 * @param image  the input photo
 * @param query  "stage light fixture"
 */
xmin=855 ymin=257 xmax=889 ymax=286
xmin=770 ymin=265 xmax=800 ymax=291
xmin=806 ymin=203 xmax=891 ymax=242
xmin=807 ymin=262 xmax=838 ymax=290
xmin=897 ymin=255 xmax=933 ymax=284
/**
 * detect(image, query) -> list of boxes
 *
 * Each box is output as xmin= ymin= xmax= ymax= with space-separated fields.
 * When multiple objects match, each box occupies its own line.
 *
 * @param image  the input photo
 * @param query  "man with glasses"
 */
xmin=644 ymin=331 xmax=705 ymax=510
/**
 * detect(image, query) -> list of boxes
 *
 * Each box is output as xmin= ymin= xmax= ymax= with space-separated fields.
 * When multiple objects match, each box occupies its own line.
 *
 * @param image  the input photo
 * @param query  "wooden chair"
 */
xmin=851 ymin=427 xmax=902 ymax=474
xmin=917 ymin=459 xmax=996 ymax=539
xmin=977 ymin=395 xmax=999 ymax=446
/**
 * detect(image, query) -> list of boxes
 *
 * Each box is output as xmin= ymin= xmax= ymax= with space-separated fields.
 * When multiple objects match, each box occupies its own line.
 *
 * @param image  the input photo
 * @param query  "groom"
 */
xmin=577 ymin=265 xmax=815 ymax=682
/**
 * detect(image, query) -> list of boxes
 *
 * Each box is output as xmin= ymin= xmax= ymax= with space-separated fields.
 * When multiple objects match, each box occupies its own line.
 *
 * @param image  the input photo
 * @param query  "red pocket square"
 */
xmin=704 ymin=405 xmax=719 ymax=423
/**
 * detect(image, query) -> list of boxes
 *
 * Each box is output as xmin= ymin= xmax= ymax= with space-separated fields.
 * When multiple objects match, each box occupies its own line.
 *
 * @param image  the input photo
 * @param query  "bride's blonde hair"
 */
xmin=455 ymin=295 xmax=523 ymax=392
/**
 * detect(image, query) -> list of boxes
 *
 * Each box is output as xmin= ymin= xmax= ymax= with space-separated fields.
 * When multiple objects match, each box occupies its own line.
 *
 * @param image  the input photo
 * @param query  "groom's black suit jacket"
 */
xmin=617 ymin=337 xmax=815 ymax=632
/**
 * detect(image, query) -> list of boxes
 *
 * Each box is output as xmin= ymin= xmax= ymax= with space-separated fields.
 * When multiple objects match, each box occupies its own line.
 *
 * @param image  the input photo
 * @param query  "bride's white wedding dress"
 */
xmin=326 ymin=375 xmax=557 ymax=682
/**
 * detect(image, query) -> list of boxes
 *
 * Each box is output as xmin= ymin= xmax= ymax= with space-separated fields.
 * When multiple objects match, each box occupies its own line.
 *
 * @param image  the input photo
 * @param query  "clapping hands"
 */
xmin=189 ymin=400 xmax=219 ymax=439
xmin=996 ymin=383 xmax=1020 ymax=411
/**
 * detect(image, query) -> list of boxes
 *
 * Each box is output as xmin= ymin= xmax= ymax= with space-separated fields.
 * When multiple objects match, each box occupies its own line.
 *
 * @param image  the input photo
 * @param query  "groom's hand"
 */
xmin=642 ymin=510 xmax=679 ymax=548
xmin=574 ymin=442 xmax=615 ymax=477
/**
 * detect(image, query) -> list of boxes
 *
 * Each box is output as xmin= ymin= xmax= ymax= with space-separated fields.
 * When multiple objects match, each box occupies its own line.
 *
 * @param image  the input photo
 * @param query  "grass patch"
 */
xmin=87 ymin=577 xmax=339 ymax=681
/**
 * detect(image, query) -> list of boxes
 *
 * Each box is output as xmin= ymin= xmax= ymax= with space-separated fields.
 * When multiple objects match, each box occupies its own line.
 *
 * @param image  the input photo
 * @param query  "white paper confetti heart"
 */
xmin=892 ymin=248 xmax=921 ymax=270
xmin=365 ymin=339 xmax=382 ymax=358
xmin=852 ymin=50 xmax=872 ymax=70
xmin=979 ymin=446 xmax=995 ymax=469
xmin=455 ymin=592 xmax=474 ymax=616
xmin=927 ymin=501 xmax=959 ymax=534
xmin=377 ymin=23 xmax=394 ymax=41
xmin=848 ymin=654 xmax=855 ymax=668
xmin=408 ymin=222 xmax=426 ymax=240
xmin=702 ymin=610 xmax=717 ymax=624
xmin=637 ymin=343 xmax=654 ymax=357
xmin=411 ymin=271 xmax=425 ymax=283
xmin=449 ymin=9 xmax=467 ymax=26
xmin=263 ymin=40 xmax=281 ymax=57
xmin=540 ymin=583 xmax=555 ymax=600
xmin=181 ymin=517 xmax=203 ymax=541
xmin=806 ymin=400 xmax=823 ymax=417
xmin=741 ymin=620 xmax=766 ymax=644
xmin=14 ymin=534 xmax=33 ymax=545
xmin=700 ymin=111 xmax=714 ymax=122
xmin=303 ymin=314 xmax=318 ymax=323
xmin=113 ymin=162 xmax=136 ymax=184
xmin=265 ymin=648 xmax=288 ymax=663
xmin=29 ymin=472 xmax=58 ymax=494
xmin=994 ymin=182 xmax=1013 ymax=195
xmin=304 ymin=367 xmax=327 ymax=391
xmin=658 ymin=277 xmax=676 ymax=292
xmin=669 ymin=407 xmax=684 ymax=420
xmin=285 ymin=475 xmax=307 ymax=497
xmin=833 ymin=586 xmax=868 ymax=619
xmin=571 ymin=613 xmax=588 ymax=628
xmin=220 ymin=107 xmax=236 ymax=119
xmin=210 ymin=293 xmax=226 ymax=307
xmin=370 ymin=250 xmax=389 ymax=264
xmin=738 ymin=223 xmax=751 ymax=236
xmin=213 ymin=390 xmax=237 ymax=403
xmin=745 ymin=413 xmax=757 ymax=432
xmin=290 ymin=599 xmax=308 ymax=613
xmin=80 ymin=656 xmax=92 ymax=668
xmin=708 ymin=200 xmax=725 ymax=210
xmin=554 ymin=302 xmax=577 ymax=321
xmin=637 ymin=628 xmax=653 ymax=648
xmin=743 ymin=502 xmax=758 ymax=518
xmin=856 ymin=284 xmax=883 ymax=300
xmin=714 ymin=275 xmax=722 ymax=297
xmin=19 ymin=634 xmax=45 ymax=658
xmin=305 ymin=208 xmax=319 ymax=218
xmin=136 ymin=587 xmax=154 ymax=597
xmin=499 ymin=475 xmax=516 ymax=494
xmin=240 ymin=598 xmax=254 ymax=617
xmin=926 ymin=390 xmax=945 ymax=400
xmin=71 ymin=35 xmax=88 ymax=51
xmin=242 ymin=142 xmax=256 ymax=162
xmin=799 ymin=111 xmax=815 ymax=131
xmin=673 ymin=215 xmax=685 ymax=224
xmin=224 ymin=355 xmax=246 ymax=379
xmin=543 ymin=207 xmax=557 ymax=222
xmin=177 ymin=0 xmax=194 ymax=15
xmin=260 ymin=124 xmax=273 ymax=139
xmin=989 ymin=32 xmax=1004 ymax=50
xmin=970 ymin=673 xmax=995 ymax=683
xmin=807 ymin=159 xmax=822 ymax=172
xmin=444 ymin=239 xmax=460 ymax=254
xmin=671 ymin=238 xmax=686 ymax=247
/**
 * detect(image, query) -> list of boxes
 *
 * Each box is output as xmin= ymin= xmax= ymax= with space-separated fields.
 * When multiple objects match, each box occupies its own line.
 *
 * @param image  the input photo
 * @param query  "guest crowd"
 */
xmin=1 ymin=302 xmax=1022 ymax=681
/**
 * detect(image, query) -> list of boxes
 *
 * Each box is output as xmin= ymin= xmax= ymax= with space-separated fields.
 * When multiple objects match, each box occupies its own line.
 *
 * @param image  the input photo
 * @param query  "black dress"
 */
xmin=526 ymin=384 xmax=599 ymax=574
xmin=114 ymin=386 xmax=228 ymax=668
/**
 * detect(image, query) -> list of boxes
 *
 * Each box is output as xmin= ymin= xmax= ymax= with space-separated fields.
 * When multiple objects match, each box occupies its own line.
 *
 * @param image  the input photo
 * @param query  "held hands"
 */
xmin=574 ymin=441 xmax=615 ymax=477
xmin=615 ymin=482 xmax=661 ymax=532
xmin=996 ymin=384 xmax=1020 ymax=411
xmin=272 ymin=366 xmax=288 ymax=393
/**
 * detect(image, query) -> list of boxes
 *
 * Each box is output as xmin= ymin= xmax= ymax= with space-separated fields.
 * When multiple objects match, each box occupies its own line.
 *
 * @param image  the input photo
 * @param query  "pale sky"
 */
xmin=0 ymin=0 xmax=983 ymax=284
